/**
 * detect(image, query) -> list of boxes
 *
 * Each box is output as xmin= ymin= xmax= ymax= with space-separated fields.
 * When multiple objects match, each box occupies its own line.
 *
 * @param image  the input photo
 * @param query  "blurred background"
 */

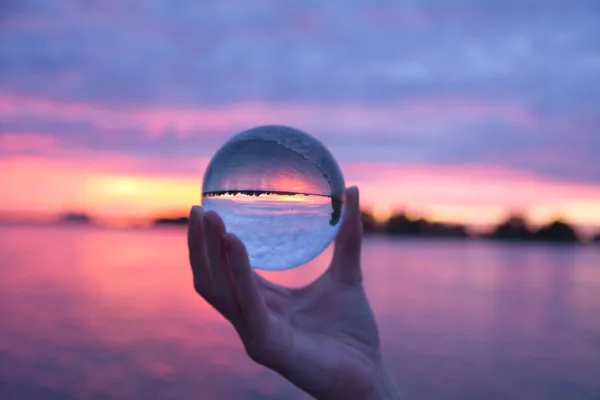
xmin=1 ymin=1 xmax=599 ymax=399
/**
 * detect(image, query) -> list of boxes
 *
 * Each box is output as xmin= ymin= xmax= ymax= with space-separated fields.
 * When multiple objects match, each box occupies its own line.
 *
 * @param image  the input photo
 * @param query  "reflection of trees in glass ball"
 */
xmin=202 ymin=125 xmax=346 ymax=271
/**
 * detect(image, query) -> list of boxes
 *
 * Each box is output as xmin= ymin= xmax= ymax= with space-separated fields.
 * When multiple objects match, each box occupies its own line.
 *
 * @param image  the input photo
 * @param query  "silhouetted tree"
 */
xmin=429 ymin=222 xmax=469 ymax=238
xmin=360 ymin=212 xmax=377 ymax=234
xmin=534 ymin=220 xmax=579 ymax=243
xmin=384 ymin=212 xmax=468 ymax=238
xmin=385 ymin=212 xmax=412 ymax=235
xmin=489 ymin=214 xmax=533 ymax=241
xmin=487 ymin=215 xmax=580 ymax=243
xmin=153 ymin=217 xmax=190 ymax=226
xmin=60 ymin=212 xmax=91 ymax=224
xmin=592 ymin=233 xmax=600 ymax=244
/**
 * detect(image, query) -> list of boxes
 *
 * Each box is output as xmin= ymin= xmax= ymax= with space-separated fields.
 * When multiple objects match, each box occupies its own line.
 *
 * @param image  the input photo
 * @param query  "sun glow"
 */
xmin=372 ymin=204 xmax=392 ymax=223
xmin=2 ymin=155 xmax=600 ymax=230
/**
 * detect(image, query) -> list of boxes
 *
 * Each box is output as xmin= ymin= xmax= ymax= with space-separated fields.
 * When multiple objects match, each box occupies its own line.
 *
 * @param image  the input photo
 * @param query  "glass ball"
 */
xmin=202 ymin=125 xmax=346 ymax=271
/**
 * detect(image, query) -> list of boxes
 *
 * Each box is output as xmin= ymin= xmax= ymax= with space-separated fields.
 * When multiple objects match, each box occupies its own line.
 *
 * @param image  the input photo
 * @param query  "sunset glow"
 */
xmin=2 ymin=151 xmax=600 ymax=230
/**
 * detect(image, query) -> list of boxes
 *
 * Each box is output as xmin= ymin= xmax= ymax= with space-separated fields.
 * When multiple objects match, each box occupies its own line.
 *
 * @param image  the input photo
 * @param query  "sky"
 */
xmin=1 ymin=0 xmax=599 ymax=228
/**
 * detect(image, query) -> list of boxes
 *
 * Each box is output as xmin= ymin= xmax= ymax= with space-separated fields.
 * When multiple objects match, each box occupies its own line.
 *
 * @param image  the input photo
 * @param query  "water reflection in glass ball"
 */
xmin=202 ymin=125 xmax=346 ymax=271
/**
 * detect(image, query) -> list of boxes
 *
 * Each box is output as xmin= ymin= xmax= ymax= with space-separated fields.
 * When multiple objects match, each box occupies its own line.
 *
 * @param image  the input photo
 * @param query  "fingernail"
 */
xmin=192 ymin=205 xmax=204 ymax=220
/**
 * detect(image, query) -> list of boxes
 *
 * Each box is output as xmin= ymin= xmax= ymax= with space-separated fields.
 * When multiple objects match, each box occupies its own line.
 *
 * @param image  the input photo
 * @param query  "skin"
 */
xmin=187 ymin=186 xmax=402 ymax=399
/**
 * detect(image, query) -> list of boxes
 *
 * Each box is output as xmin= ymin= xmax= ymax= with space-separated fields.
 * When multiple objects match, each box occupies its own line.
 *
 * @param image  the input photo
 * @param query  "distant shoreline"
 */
xmin=1 ymin=210 xmax=599 ymax=244
xmin=1 ymin=220 xmax=599 ymax=245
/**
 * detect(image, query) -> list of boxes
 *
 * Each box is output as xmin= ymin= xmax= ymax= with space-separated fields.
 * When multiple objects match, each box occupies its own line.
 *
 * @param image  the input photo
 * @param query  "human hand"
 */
xmin=187 ymin=187 xmax=401 ymax=399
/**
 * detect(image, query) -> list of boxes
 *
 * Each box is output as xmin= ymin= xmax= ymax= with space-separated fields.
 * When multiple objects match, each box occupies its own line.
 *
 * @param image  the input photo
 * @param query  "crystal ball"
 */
xmin=202 ymin=125 xmax=346 ymax=271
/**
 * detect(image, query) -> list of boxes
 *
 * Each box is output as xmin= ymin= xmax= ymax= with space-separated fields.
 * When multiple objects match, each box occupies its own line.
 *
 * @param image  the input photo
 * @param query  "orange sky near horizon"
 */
xmin=2 ymin=152 xmax=600 ymax=230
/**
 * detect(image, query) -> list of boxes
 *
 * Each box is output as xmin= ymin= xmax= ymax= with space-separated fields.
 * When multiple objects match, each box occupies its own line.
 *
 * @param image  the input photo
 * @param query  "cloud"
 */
xmin=1 ymin=94 xmax=598 ymax=183
xmin=1 ymin=0 xmax=598 ymax=108
xmin=0 ymin=133 xmax=60 ymax=153
xmin=0 ymin=0 xmax=598 ymax=195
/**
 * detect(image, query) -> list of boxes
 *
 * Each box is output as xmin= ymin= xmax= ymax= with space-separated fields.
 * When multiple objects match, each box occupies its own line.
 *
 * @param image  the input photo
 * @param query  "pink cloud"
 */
xmin=0 ymin=95 xmax=566 ymax=140
xmin=0 ymin=133 xmax=61 ymax=153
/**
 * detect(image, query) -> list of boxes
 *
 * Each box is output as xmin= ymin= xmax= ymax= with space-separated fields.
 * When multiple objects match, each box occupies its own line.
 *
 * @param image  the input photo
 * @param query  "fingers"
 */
xmin=203 ymin=211 xmax=226 ymax=269
xmin=187 ymin=206 xmax=214 ymax=295
xmin=224 ymin=233 xmax=271 ymax=349
xmin=187 ymin=208 xmax=233 ymax=307
xmin=202 ymin=211 xmax=241 ymax=316
xmin=330 ymin=186 xmax=363 ymax=284
xmin=187 ymin=207 xmax=271 ymax=357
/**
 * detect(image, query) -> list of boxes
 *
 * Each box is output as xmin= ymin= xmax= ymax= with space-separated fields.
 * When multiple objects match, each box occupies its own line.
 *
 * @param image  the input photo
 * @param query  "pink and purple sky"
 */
xmin=1 ymin=0 xmax=599 ymax=228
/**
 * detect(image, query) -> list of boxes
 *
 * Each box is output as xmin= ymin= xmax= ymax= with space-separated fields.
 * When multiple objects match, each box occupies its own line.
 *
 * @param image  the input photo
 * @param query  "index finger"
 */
xmin=187 ymin=205 xmax=215 ymax=296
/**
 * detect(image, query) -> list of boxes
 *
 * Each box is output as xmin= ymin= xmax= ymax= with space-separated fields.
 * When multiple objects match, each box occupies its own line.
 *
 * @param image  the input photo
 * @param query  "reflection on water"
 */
xmin=1 ymin=226 xmax=599 ymax=399
xmin=202 ymin=194 xmax=342 ymax=271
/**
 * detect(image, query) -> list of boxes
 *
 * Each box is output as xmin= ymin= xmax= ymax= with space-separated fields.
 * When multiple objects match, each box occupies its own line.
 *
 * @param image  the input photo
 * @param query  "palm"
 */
xmin=187 ymin=187 xmax=383 ymax=399
xmin=255 ymin=268 xmax=380 ymax=397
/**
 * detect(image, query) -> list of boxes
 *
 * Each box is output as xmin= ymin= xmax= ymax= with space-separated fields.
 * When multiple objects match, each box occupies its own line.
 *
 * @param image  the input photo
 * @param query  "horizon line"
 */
xmin=1 ymin=209 xmax=600 ymax=231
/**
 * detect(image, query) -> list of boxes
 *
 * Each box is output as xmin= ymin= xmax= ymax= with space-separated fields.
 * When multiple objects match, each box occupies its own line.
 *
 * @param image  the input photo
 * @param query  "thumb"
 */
xmin=330 ymin=186 xmax=363 ymax=284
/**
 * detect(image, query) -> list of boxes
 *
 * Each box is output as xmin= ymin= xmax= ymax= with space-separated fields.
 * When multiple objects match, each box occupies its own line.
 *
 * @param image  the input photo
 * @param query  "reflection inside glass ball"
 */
xmin=201 ymin=125 xmax=346 ymax=271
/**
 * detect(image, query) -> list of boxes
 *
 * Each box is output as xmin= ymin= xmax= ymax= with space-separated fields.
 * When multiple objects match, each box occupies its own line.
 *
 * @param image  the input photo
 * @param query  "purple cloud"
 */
xmin=0 ymin=0 xmax=599 ymax=183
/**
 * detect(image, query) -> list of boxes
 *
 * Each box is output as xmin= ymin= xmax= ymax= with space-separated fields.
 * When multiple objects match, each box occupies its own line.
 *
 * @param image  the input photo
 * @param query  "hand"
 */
xmin=187 ymin=187 xmax=401 ymax=399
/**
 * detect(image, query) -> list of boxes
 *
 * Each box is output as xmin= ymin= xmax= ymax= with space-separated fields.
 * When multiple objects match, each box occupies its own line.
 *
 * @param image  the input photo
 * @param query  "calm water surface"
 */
xmin=1 ymin=226 xmax=599 ymax=399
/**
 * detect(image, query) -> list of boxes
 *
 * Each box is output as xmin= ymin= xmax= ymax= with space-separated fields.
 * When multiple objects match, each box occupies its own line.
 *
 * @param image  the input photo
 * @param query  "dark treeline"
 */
xmin=484 ymin=215 xmax=579 ymax=243
xmin=362 ymin=211 xmax=585 ymax=244
xmin=153 ymin=211 xmax=595 ymax=244
xmin=59 ymin=212 xmax=92 ymax=224
xmin=153 ymin=216 xmax=190 ymax=226
xmin=377 ymin=213 xmax=468 ymax=238
xmin=56 ymin=210 xmax=598 ymax=244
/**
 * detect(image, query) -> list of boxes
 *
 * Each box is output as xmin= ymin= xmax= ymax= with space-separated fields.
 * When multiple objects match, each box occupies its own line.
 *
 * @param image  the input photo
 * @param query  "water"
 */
xmin=1 ymin=225 xmax=600 ymax=399
xmin=202 ymin=125 xmax=345 ymax=270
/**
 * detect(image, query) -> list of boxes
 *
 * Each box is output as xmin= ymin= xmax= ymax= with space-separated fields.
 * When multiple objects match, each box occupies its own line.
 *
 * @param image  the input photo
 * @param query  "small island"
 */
xmin=59 ymin=212 xmax=92 ymax=224
xmin=485 ymin=214 xmax=579 ymax=243
xmin=383 ymin=213 xmax=468 ymax=238
xmin=153 ymin=217 xmax=190 ymax=226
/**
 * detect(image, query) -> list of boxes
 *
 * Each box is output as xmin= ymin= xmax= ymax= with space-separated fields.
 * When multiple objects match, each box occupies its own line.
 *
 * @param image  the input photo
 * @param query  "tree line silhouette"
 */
xmin=149 ymin=210 xmax=600 ymax=244
xmin=48 ymin=206 xmax=600 ymax=244
xmin=360 ymin=212 xmax=586 ymax=243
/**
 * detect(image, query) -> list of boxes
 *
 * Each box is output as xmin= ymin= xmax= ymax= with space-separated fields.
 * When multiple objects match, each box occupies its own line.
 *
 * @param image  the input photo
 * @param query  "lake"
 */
xmin=1 ymin=226 xmax=599 ymax=399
